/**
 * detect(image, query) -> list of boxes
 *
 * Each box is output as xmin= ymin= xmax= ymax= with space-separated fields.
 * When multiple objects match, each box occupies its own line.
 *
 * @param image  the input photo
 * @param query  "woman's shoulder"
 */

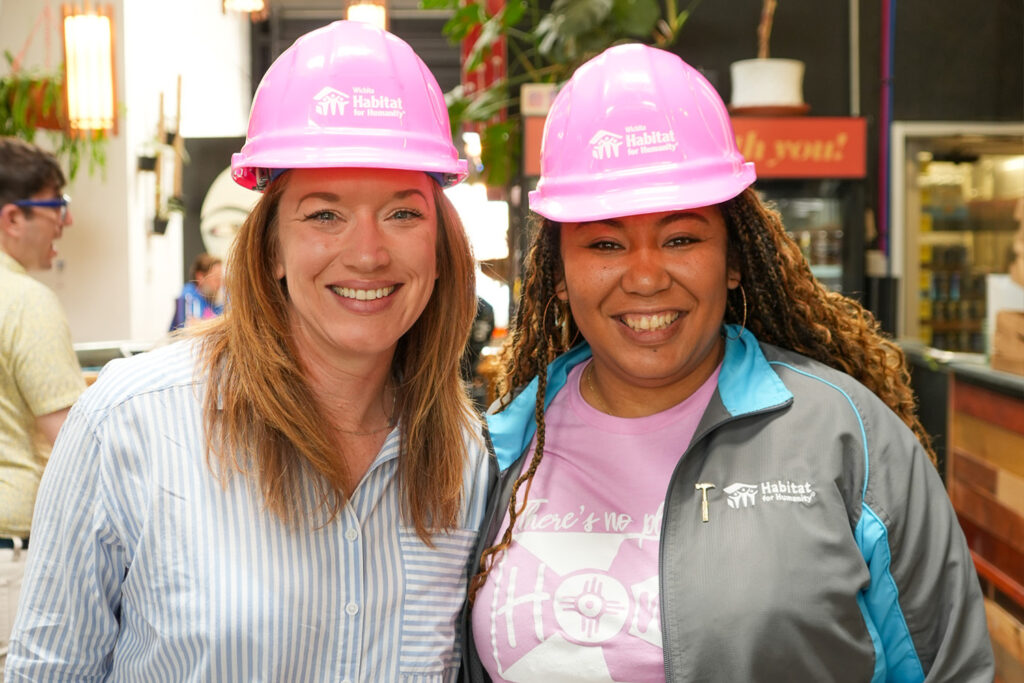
xmin=756 ymin=341 xmax=908 ymax=429
xmin=458 ymin=416 xmax=496 ymax=529
xmin=77 ymin=338 xmax=204 ymax=413
xmin=462 ymin=417 xmax=493 ymax=466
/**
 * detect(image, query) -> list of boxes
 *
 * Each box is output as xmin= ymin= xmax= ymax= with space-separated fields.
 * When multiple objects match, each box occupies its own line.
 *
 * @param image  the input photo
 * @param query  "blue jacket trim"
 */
xmin=486 ymin=343 xmax=592 ymax=471
xmin=771 ymin=361 xmax=923 ymax=680
xmin=856 ymin=590 xmax=888 ymax=683
xmin=718 ymin=326 xmax=791 ymax=415
xmin=486 ymin=326 xmax=792 ymax=472
xmin=855 ymin=504 xmax=926 ymax=683
xmin=769 ymin=362 xmax=871 ymax=500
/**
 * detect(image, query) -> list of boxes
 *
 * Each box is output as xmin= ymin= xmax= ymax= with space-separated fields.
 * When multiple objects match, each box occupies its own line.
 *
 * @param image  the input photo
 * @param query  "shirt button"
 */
xmin=345 ymin=602 xmax=359 ymax=616
xmin=345 ymin=528 xmax=358 ymax=542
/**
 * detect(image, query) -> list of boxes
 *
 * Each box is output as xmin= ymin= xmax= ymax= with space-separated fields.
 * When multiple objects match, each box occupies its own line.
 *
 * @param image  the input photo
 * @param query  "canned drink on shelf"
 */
xmin=798 ymin=231 xmax=812 ymax=263
xmin=826 ymin=230 xmax=843 ymax=265
xmin=811 ymin=229 xmax=829 ymax=265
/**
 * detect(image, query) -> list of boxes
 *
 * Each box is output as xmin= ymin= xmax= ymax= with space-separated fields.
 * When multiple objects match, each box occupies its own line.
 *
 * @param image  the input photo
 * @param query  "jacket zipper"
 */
xmin=659 ymin=403 xmax=789 ymax=683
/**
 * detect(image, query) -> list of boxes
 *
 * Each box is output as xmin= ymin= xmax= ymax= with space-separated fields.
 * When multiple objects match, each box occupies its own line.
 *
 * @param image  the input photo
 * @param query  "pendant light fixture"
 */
xmin=61 ymin=2 xmax=117 ymax=134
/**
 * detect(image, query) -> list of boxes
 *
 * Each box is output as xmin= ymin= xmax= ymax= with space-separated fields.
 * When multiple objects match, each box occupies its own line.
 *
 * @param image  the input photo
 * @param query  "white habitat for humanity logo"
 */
xmin=351 ymin=86 xmax=405 ymax=119
xmin=724 ymin=483 xmax=758 ymax=508
xmin=590 ymin=125 xmax=679 ymax=162
xmin=724 ymin=479 xmax=817 ymax=508
xmin=589 ymin=130 xmax=624 ymax=160
xmin=313 ymin=87 xmax=350 ymax=116
xmin=623 ymin=124 xmax=677 ymax=156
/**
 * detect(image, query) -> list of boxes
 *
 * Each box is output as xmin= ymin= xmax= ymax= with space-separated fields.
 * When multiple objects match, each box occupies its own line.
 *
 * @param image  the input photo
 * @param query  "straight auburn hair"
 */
xmin=196 ymin=173 xmax=480 ymax=543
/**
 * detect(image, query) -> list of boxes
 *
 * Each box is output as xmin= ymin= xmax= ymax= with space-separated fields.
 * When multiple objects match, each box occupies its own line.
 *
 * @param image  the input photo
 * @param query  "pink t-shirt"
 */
xmin=472 ymin=360 xmax=720 ymax=683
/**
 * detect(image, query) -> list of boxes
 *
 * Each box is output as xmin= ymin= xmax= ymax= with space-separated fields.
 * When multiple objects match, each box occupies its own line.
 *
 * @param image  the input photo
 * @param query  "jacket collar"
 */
xmin=486 ymin=325 xmax=792 ymax=471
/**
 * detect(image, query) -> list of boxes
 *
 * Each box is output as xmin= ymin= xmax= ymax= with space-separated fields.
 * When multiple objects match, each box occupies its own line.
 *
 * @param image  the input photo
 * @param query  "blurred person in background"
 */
xmin=7 ymin=21 xmax=490 ymax=682
xmin=0 ymin=137 xmax=86 ymax=673
xmin=463 ymin=44 xmax=993 ymax=683
xmin=461 ymin=295 xmax=496 ymax=412
xmin=169 ymin=252 xmax=225 ymax=331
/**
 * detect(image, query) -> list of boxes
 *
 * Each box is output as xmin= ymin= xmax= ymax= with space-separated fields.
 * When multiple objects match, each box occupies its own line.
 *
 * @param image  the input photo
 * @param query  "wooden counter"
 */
xmin=947 ymin=362 xmax=1024 ymax=682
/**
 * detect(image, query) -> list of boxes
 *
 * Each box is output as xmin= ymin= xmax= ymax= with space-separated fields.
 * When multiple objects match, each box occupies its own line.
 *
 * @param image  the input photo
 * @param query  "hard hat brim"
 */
xmin=529 ymin=161 xmax=756 ymax=223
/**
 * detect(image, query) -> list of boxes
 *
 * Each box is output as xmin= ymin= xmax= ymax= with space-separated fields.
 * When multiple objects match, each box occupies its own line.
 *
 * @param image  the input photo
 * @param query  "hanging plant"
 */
xmin=0 ymin=50 xmax=108 ymax=180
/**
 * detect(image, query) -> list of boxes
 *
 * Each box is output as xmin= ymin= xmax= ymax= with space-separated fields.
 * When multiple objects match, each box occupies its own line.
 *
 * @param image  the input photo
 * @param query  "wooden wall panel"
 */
xmin=987 ymin=598 xmax=1024 ymax=683
xmin=954 ymin=380 xmax=1024 ymax=437
xmin=953 ymin=451 xmax=1024 ymax=519
xmin=950 ymin=413 xmax=1024 ymax=480
xmin=959 ymin=517 xmax=1024 ymax=595
xmin=951 ymin=483 xmax=1024 ymax=556
xmin=953 ymin=450 xmax=999 ymax=495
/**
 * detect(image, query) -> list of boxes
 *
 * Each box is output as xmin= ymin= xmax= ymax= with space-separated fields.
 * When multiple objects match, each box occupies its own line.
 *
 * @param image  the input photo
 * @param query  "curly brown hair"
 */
xmin=468 ymin=187 xmax=934 ymax=602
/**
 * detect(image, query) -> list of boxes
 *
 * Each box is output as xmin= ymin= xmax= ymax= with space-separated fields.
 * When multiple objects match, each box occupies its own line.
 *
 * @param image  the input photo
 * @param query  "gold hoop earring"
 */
xmin=725 ymin=283 xmax=747 ymax=340
xmin=542 ymin=293 xmax=560 ymax=328
xmin=543 ymin=293 xmax=572 ymax=348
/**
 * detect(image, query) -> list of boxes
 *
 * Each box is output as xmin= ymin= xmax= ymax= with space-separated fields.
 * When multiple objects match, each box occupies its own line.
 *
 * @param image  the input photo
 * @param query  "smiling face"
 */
xmin=558 ymin=206 xmax=740 ymax=395
xmin=197 ymin=262 xmax=224 ymax=299
xmin=274 ymin=167 xmax=438 ymax=367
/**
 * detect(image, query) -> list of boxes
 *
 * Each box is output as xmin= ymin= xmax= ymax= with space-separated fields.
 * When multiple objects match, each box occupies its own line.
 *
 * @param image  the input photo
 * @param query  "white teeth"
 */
xmin=333 ymin=285 xmax=395 ymax=301
xmin=622 ymin=312 xmax=679 ymax=332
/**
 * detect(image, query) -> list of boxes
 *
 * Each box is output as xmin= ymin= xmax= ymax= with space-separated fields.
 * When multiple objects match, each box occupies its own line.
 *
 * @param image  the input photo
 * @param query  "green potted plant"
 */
xmin=421 ymin=0 xmax=701 ymax=186
xmin=0 ymin=50 xmax=108 ymax=180
xmin=728 ymin=0 xmax=807 ymax=114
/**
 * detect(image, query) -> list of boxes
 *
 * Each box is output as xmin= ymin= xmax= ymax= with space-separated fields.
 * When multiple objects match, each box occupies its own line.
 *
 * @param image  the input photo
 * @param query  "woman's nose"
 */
xmin=621 ymin=246 xmax=671 ymax=295
xmin=344 ymin=216 xmax=390 ymax=271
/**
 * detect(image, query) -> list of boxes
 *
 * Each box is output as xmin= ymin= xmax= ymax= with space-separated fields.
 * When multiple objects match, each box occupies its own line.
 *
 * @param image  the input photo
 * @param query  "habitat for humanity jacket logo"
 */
xmin=311 ymin=86 xmax=405 ymax=124
xmin=589 ymin=124 xmax=678 ymax=160
xmin=723 ymin=480 xmax=817 ymax=509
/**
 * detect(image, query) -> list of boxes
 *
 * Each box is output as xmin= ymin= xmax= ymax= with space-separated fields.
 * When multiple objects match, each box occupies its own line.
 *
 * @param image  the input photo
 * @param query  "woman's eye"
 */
xmin=390 ymin=208 xmax=423 ymax=221
xmin=666 ymin=236 xmax=698 ymax=247
xmin=304 ymin=209 xmax=339 ymax=223
xmin=588 ymin=240 xmax=621 ymax=251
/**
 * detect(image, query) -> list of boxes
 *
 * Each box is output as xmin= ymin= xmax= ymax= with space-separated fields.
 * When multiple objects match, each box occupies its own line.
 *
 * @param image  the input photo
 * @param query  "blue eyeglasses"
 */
xmin=13 ymin=194 xmax=71 ymax=223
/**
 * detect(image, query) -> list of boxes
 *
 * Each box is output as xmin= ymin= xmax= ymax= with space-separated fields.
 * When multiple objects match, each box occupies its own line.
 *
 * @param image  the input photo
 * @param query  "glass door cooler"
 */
xmin=732 ymin=116 xmax=869 ymax=299
xmin=891 ymin=123 xmax=1024 ymax=353
xmin=757 ymin=179 xmax=865 ymax=295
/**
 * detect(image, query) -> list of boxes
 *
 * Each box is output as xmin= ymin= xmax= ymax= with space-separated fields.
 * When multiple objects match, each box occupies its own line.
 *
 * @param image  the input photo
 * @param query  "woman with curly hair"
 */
xmin=462 ymin=44 xmax=992 ymax=683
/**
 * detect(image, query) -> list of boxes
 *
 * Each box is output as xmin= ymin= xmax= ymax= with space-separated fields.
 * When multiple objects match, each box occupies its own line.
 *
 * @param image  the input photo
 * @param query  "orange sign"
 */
xmin=523 ymin=116 xmax=867 ymax=179
xmin=730 ymin=117 xmax=867 ymax=178
xmin=523 ymin=115 xmax=545 ymax=177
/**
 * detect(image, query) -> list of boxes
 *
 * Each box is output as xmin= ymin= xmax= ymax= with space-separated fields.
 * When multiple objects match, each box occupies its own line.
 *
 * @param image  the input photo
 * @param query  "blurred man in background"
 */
xmin=0 ymin=137 xmax=85 ymax=672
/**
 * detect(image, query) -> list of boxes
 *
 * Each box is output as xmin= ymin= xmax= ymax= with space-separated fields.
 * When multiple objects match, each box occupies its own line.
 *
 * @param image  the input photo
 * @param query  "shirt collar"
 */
xmin=0 ymin=249 xmax=27 ymax=276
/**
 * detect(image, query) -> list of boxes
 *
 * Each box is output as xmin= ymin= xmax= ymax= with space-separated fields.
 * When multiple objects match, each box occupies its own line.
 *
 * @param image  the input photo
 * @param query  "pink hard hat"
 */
xmin=232 ymin=21 xmax=468 ymax=191
xmin=529 ymin=44 xmax=755 ymax=222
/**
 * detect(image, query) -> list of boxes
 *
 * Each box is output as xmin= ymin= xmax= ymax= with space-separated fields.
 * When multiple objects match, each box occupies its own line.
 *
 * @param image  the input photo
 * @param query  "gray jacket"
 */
xmin=462 ymin=327 xmax=993 ymax=682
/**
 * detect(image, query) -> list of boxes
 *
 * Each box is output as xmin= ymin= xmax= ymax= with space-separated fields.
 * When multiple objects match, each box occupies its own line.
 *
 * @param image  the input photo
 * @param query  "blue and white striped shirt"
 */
xmin=6 ymin=340 xmax=491 ymax=682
